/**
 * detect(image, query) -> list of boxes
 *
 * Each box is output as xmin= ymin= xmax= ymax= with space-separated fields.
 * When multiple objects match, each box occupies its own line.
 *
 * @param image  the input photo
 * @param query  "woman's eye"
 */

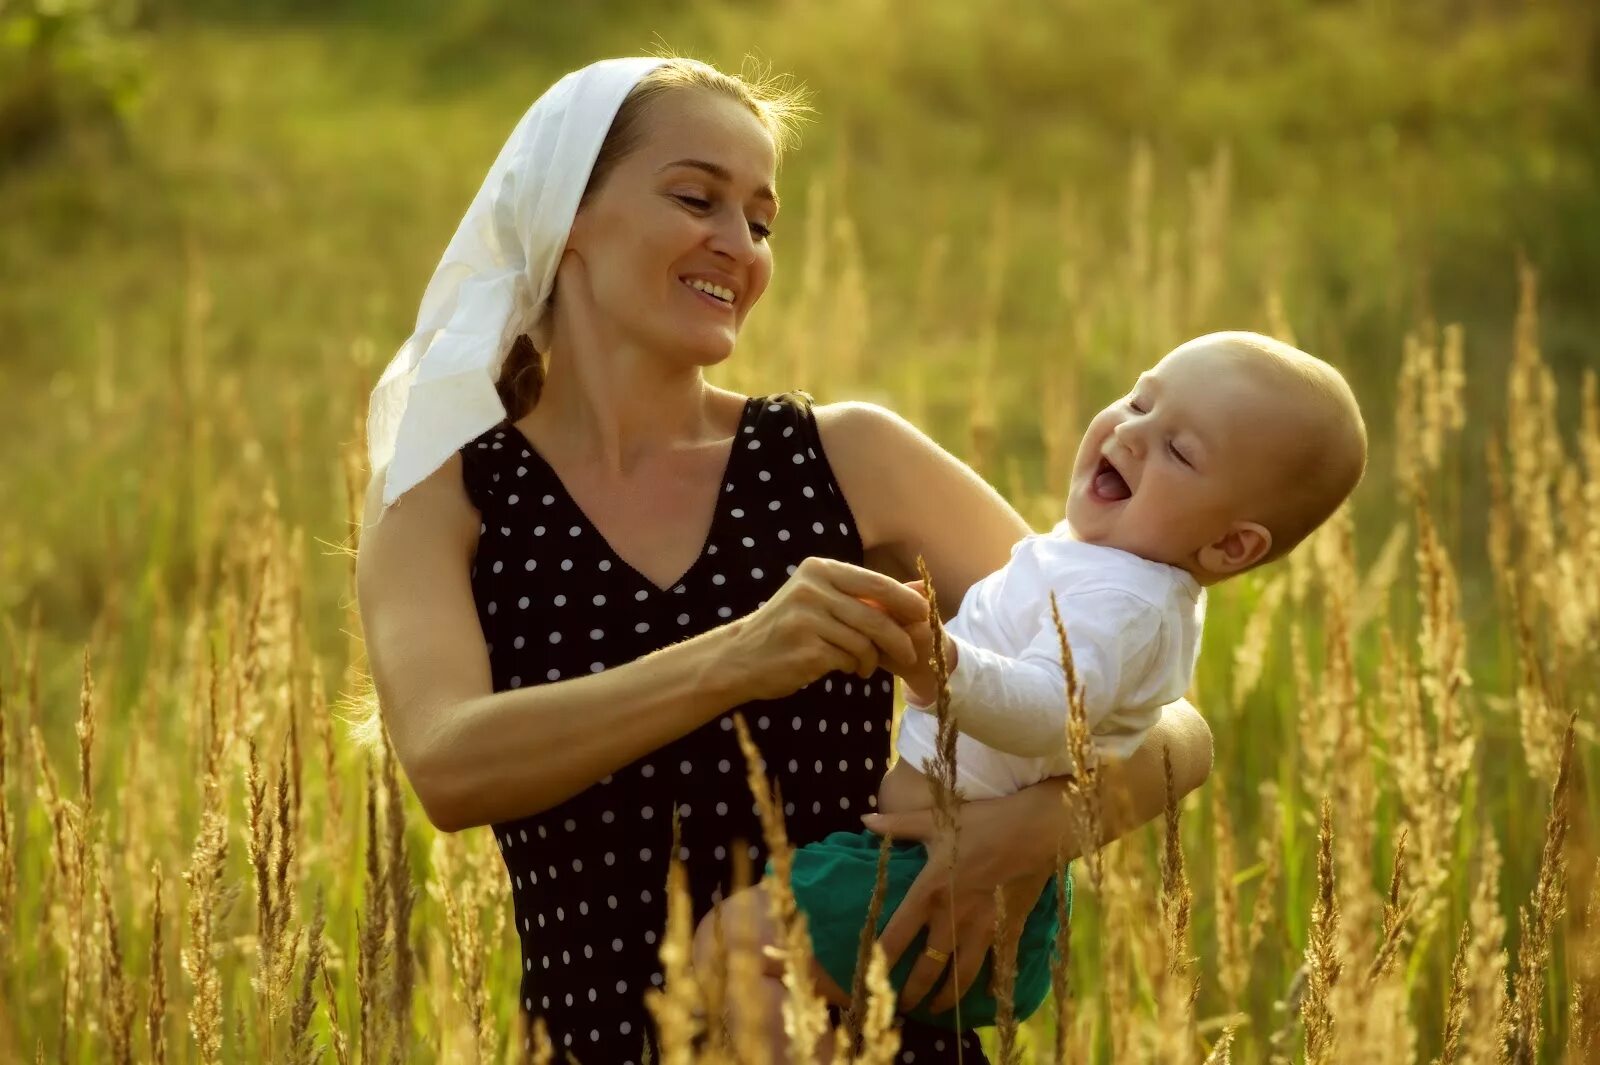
xmin=674 ymin=194 xmax=712 ymax=210
xmin=1169 ymin=441 xmax=1192 ymax=467
xmin=749 ymin=221 xmax=773 ymax=242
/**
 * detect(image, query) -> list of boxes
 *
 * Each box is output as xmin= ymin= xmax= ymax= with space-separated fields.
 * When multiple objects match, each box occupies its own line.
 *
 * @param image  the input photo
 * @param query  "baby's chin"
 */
xmin=1063 ymin=503 xmax=1199 ymax=569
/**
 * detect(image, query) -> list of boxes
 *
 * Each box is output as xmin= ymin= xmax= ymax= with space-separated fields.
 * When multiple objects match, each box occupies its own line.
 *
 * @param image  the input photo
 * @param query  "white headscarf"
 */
xmin=365 ymin=56 xmax=667 ymax=516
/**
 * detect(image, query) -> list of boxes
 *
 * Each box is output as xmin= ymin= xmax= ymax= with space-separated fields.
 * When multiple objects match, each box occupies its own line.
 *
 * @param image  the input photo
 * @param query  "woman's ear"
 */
xmin=1197 ymin=521 xmax=1272 ymax=578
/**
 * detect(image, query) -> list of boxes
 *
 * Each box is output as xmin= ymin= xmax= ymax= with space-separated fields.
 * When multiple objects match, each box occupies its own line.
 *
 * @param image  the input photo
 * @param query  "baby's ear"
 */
xmin=1198 ymin=521 xmax=1272 ymax=578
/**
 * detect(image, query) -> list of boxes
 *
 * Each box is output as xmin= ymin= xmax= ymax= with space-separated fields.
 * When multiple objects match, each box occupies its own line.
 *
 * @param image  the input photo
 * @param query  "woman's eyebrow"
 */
xmin=657 ymin=158 xmax=779 ymax=209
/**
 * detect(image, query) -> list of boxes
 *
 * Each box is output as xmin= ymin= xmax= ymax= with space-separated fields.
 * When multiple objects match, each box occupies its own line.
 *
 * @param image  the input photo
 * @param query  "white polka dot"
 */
xmin=841 ymin=722 xmax=850 ymax=734
xmin=812 ymin=522 xmax=825 ymax=534
xmin=602 ymin=810 xmax=615 ymax=823
xmin=788 ymin=759 xmax=798 ymax=772
xmin=525 ymin=559 xmax=536 ymax=571
xmin=768 ymin=500 xmax=781 ymax=511
xmin=590 ymin=1026 xmax=599 ymax=1039
xmin=839 ymin=759 xmax=849 ymax=771
xmin=747 ymin=440 xmax=760 ymax=450
xmin=509 ymin=676 xmax=522 ymax=688
xmin=499 ymin=527 xmax=510 ymax=537
xmin=605 ymin=851 xmax=615 ymax=866
xmin=621 ymin=1020 xmax=634 ymax=1034
xmin=580 ymin=901 xmax=589 ymax=915
xmin=642 ymin=806 xmax=654 ymax=820
xmin=560 ymin=559 xmax=573 ymax=571
xmin=641 ymin=764 xmax=655 ymax=777
xmin=525 ymin=957 xmax=531 ymax=970
xmin=608 ymin=895 xmax=619 ymax=909
xmin=645 ymin=930 xmax=657 ymax=944
xmin=492 ymin=560 xmax=504 ymax=573
xmin=553 ymin=594 xmax=566 ymax=606
xmin=786 ymin=565 xmax=798 ymax=576
xmin=569 ymin=525 xmax=581 ymax=537
xmin=714 ymin=845 xmax=726 ymax=860
xmin=841 ymin=797 xmax=852 ymax=809
xmin=716 ymin=801 xmax=728 ymax=816
xmin=778 ymin=529 xmax=790 ymax=541
xmin=741 ymin=536 xmax=755 ymax=547
xmin=487 ymin=602 xmax=498 ymax=615
xmin=617 ymin=979 xmax=628 ymax=993
xmin=513 ymin=636 xmax=525 ymax=650
xmin=548 ymin=632 xmax=561 ymax=644
xmin=803 ymin=486 xmax=815 ymax=498
xmin=819 ymin=719 xmax=829 ymax=731
xmin=725 ymin=483 xmax=734 ymax=492
xmin=769 ymin=402 xmax=782 ymax=412
xmin=591 ymin=661 xmax=604 ymax=673
xmin=517 ymin=596 xmax=530 ymax=609
xmin=613 ymin=938 xmax=624 ymax=952
xmin=845 ymin=682 xmax=853 ymax=695
xmin=547 ymin=668 xmax=560 ymax=681
xmin=680 ymin=760 xmax=693 ymax=774
xmin=537 ymin=914 xmax=545 ymax=928
xmin=679 ymin=803 xmax=692 ymax=817
xmin=757 ymin=714 xmax=770 ymax=729
xmin=719 ymin=717 xmax=733 ymax=731
xmin=758 ymin=470 xmax=771 ymax=481
xmin=744 ymin=425 xmax=755 ymax=433
xmin=712 ymin=573 xmax=726 ymax=585
xmin=516 ymin=466 xmax=527 ymax=477
xmin=590 ymin=627 xmax=604 ymax=638
xmin=751 ymin=567 xmax=764 ymax=579
xmin=593 ymin=594 xmax=606 ymax=606
xmin=718 ymin=606 xmax=732 ymax=618
xmin=717 ymin=758 xmax=731 ymax=771
xmin=825 ymin=679 xmax=833 ymax=692
xmin=599 ymin=559 xmax=612 ymax=572
xmin=785 ymin=801 xmax=796 ymax=816
xmin=525 ymin=997 xmax=532 ymax=1011
xmin=508 ymin=494 xmax=519 ymax=505
xmin=793 ymin=453 xmax=805 ymax=464
xmin=840 ymin=523 xmax=849 ymax=534
xmin=677 ymin=613 xmax=690 ymax=625
xmin=812 ymin=800 xmax=822 ymax=814
xmin=534 ymin=526 xmax=546 ymax=536
xmin=635 ymin=589 xmax=649 ymax=601
xmin=542 ymin=494 xmax=554 ymax=505
xmin=641 ymin=889 xmax=652 ymax=903
xmin=747 ymin=845 xmax=760 ymax=860
xmin=815 ymin=760 xmax=824 ymax=772
xmin=731 ymin=508 xmax=745 ymax=519
xmin=707 ymin=544 xmax=718 ymax=555
xmin=792 ymin=716 xmax=802 ymax=730
xmin=635 ymin=622 xmax=650 ymax=633
xmin=673 ymin=584 xmax=686 ymax=594
xmin=864 ymin=720 xmax=874 ymax=732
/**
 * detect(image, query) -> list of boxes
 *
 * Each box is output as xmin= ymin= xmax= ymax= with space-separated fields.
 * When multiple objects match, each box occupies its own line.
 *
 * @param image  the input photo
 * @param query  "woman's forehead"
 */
xmin=631 ymin=90 xmax=778 ymax=186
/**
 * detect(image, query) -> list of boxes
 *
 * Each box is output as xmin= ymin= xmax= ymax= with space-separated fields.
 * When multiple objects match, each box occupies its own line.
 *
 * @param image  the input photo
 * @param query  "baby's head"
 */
xmin=1065 ymin=331 xmax=1367 ymax=584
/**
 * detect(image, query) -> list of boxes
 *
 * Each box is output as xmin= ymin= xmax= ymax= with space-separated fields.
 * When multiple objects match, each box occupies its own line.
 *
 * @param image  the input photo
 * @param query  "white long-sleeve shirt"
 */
xmin=896 ymin=523 xmax=1204 ymax=800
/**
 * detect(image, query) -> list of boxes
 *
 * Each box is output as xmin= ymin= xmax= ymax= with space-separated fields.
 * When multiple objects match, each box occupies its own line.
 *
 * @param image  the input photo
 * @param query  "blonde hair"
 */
xmin=495 ymin=55 xmax=812 ymax=421
xmin=1191 ymin=331 xmax=1368 ymax=568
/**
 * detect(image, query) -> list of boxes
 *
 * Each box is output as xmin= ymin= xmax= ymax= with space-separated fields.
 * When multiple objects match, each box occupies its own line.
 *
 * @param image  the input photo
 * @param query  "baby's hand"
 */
xmin=899 ymin=625 xmax=957 ymax=706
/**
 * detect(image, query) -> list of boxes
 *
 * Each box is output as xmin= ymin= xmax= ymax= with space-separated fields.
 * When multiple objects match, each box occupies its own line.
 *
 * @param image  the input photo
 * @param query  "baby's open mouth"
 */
xmin=1092 ymin=457 xmax=1132 ymax=502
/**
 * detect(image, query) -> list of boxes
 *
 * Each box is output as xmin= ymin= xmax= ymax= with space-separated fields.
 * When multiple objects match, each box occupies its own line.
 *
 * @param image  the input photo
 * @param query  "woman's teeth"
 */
xmin=685 ymin=278 xmax=734 ymax=304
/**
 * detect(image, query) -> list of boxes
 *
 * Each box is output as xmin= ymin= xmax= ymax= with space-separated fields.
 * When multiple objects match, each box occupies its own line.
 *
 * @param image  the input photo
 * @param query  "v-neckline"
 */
xmin=498 ymin=396 xmax=760 ymax=595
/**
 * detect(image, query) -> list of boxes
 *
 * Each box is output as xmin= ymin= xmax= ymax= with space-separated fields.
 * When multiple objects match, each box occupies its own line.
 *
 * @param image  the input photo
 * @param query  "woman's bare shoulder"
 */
xmin=812 ymin=400 xmax=1029 ymax=601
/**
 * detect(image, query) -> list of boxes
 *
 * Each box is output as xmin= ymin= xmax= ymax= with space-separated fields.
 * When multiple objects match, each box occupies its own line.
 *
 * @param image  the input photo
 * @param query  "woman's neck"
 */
xmin=524 ymin=340 xmax=728 ymax=478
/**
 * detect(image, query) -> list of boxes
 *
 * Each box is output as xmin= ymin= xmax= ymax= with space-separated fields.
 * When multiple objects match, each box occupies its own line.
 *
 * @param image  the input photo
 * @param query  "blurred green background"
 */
xmin=2 ymin=0 xmax=1597 ymax=641
xmin=3 ymin=3 xmax=1597 ymax=1060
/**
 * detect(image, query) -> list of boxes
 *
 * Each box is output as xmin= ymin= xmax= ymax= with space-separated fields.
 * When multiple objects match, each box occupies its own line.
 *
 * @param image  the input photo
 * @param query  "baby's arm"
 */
xmin=901 ymin=590 xmax=1166 ymax=759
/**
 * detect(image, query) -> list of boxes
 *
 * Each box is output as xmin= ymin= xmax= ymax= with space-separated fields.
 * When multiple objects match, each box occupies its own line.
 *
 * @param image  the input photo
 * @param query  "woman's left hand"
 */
xmin=859 ymin=793 xmax=1056 ymax=1014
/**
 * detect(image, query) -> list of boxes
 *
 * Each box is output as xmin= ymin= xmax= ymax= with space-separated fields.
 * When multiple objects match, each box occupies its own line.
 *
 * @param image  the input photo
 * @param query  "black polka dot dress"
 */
xmin=457 ymin=393 xmax=988 ymax=1064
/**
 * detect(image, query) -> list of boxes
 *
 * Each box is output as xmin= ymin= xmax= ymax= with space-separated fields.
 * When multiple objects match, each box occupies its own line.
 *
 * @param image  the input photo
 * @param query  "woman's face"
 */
xmin=561 ymin=89 xmax=779 ymax=368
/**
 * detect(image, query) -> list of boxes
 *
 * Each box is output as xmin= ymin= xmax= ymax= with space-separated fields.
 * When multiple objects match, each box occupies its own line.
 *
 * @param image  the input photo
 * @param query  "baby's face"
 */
xmin=1065 ymin=342 xmax=1291 ymax=572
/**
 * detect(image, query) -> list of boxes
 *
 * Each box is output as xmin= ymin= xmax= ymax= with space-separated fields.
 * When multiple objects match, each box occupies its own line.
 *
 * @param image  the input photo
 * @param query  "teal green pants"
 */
xmin=781 ymin=829 xmax=1071 ymax=1029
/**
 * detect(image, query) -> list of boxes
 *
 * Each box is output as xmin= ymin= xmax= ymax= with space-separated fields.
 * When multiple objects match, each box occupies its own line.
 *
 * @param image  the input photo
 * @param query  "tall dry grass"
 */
xmin=1 ymin=152 xmax=1595 ymax=1064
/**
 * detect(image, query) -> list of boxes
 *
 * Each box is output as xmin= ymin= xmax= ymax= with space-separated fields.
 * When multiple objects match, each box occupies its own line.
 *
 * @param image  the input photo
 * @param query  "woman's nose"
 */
xmin=705 ymin=208 xmax=758 ymax=262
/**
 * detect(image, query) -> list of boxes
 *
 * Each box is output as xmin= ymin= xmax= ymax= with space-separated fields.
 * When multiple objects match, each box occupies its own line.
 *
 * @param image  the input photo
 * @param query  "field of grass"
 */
xmin=1 ymin=1 xmax=1598 ymax=1061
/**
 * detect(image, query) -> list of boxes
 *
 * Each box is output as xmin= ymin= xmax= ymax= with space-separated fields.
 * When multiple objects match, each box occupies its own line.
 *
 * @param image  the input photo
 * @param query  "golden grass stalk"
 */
xmin=359 ymin=759 xmax=395 ymax=1063
xmin=990 ymin=887 xmax=1020 ymax=1064
xmin=732 ymin=712 xmax=830 ymax=1063
xmin=180 ymin=806 xmax=230 ymax=1065
xmin=845 ymin=831 xmax=893 ymax=1053
xmin=645 ymin=809 xmax=703 ymax=1064
xmin=1497 ymin=709 xmax=1577 ymax=1063
xmin=1048 ymin=590 xmax=1102 ymax=893
xmin=1202 ymin=1025 xmax=1237 ymax=1065
xmin=1433 ymin=920 xmax=1470 ymax=1065
xmin=148 ymin=864 xmax=168 ymax=1065
xmin=1366 ymin=827 xmax=1413 ymax=983
xmin=287 ymin=890 xmax=328 ymax=1065
xmin=1049 ymin=851 xmax=1075 ymax=1065
xmin=319 ymin=955 xmax=352 ymax=1065
xmin=1155 ymin=747 xmax=1198 ymax=1061
xmin=1568 ymin=858 xmax=1600 ymax=1063
xmin=0 ymin=661 xmax=13 ymax=934
xmin=380 ymin=725 xmax=416 ymax=1050
xmin=95 ymin=843 xmax=135 ymax=1065
xmin=1231 ymin=573 xmax=1285 ymax=706
xmin=432 ymin=831 xmax=489 ymax=1065
xmin=1302 ymin=797 xmax=1341 ymax=1064
xmin=1211 ymin=782 xmax=1245 ymax=1008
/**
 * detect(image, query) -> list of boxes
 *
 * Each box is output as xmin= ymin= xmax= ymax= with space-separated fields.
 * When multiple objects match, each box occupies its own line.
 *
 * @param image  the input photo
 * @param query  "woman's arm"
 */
xmin=356 ymin=457 xmax=931 ymax=831
xmin=862 ymin=699 xmax=1214 ymax=1012
xmin=815 ymin=401 xmax=1030 ymax=610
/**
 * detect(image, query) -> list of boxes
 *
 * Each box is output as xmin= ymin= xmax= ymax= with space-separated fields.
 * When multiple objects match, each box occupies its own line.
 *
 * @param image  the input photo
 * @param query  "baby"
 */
xmin=691 ymin=331 xmax=1368 ymax=1051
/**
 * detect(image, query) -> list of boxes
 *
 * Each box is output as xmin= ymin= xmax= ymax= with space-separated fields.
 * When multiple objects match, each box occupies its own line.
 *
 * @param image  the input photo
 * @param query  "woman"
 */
xmin=356 ymin=57 xmax=1212 ymax=1063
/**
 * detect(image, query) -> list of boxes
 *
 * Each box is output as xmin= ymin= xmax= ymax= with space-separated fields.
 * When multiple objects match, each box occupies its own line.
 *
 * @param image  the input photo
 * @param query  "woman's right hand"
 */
xmin=721 ymin=556 xmax=931 ymax=702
